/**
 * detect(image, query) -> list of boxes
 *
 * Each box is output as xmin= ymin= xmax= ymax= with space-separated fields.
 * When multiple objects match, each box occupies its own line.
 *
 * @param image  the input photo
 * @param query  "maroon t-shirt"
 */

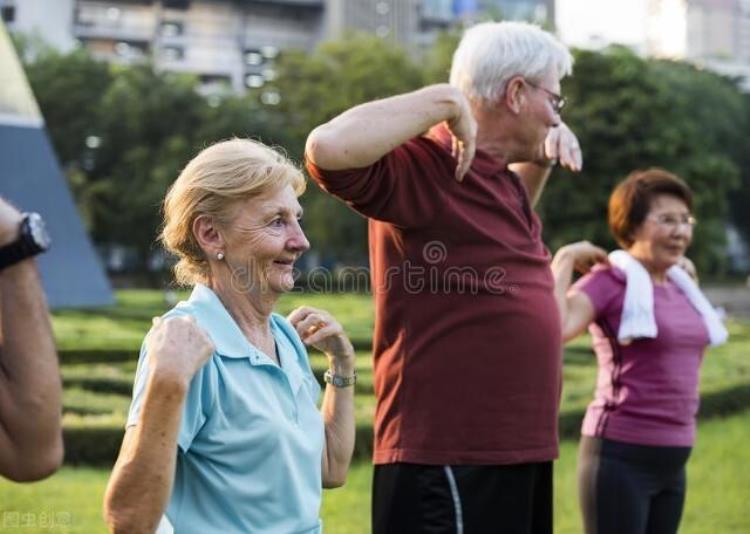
xmin=306 ymin=125 xmax=562 ymax=464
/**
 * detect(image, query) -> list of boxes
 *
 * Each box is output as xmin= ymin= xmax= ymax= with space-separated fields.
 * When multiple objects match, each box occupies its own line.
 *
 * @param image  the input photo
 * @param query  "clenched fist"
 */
xmin=146 ymin=315 xmax=215 ymax=385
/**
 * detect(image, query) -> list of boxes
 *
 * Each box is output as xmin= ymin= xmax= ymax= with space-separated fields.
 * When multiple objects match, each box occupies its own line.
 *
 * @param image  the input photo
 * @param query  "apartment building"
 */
xmin=2 ymin=0 xmax=556 ymax=94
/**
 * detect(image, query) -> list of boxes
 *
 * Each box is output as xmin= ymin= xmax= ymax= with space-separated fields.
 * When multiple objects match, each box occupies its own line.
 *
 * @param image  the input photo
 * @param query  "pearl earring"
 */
xmin=217 ymin=252 xmax=225 ymax=261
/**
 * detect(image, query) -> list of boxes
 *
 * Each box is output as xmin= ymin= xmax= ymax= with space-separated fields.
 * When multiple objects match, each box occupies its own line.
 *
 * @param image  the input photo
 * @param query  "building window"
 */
xmin=245 ymin=50 xmax=264 ymax=66
xmin=161 ymin=21 xmax=183 ymax=37
xmin=161 ymin=46 xmax=184 ymax=61
xmin=245 ymin=74 xmax=264 ymax=89
xmin=1 ymin=5 xmax=15 ymax=23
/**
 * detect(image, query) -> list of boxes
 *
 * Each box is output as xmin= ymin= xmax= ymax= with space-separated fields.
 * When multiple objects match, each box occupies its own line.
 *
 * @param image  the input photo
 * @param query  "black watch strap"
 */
xmin=0 ymin=215 xmax=46 ymax=271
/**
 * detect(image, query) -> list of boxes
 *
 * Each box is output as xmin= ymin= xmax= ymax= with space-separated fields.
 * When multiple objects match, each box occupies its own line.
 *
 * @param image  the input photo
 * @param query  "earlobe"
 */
xmin=192 ymin=215 xmax=225 ymax=258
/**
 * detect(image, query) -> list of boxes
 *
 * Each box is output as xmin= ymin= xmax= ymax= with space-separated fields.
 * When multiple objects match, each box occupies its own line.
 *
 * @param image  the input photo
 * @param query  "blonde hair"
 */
xmin=160 ymin=138 xmax=306 ymax=286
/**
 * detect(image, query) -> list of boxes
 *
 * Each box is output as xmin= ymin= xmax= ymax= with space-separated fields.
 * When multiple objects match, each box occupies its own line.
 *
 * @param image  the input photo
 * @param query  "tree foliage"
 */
xmin=16 ymin=35 xmax=750 ymax=275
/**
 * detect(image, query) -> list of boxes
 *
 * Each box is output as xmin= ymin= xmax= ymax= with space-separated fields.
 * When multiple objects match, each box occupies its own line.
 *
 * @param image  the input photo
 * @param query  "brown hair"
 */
xmin=160 ymin=138 xmax=306 ymax=286
xmin=608 ymin=168 xmax=693 ymax=248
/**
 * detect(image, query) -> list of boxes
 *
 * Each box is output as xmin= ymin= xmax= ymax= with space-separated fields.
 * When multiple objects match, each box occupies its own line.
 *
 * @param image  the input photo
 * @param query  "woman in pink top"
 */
xmin=551 ymin=169 xmax=708 ymax=534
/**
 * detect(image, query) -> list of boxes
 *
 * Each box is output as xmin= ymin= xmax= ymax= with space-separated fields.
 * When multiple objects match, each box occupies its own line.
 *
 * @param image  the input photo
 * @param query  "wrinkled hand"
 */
xmin=559 ymin=241 xmax=609 ymax=274
xmin=288 ymin=306 xmax=354 ymax=363
xmin=540 ymin=122 xmax=582 ymax=172
xmin=147 ymin=315 xmax=215 ymax=384
xmin=446 ymin=91 xmax=478 ymax=182
xmin=0 ymin=197 xmax=23 ymax=247
xmin=677 ymin=256 xmax=698 ymax=282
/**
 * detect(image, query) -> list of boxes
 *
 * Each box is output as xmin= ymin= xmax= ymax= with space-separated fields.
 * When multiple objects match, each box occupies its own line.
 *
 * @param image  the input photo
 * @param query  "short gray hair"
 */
xmin=449 ymin=21 xmax=573 ymax=105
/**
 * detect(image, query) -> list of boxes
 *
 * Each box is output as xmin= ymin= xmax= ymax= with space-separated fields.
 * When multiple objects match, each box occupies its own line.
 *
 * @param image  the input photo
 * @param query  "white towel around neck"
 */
xmin=608 ymin=250 xmax=728 ymax=347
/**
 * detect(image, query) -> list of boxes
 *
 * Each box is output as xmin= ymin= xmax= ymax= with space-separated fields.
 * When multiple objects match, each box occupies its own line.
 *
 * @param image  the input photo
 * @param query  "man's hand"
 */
xmin=0 ymin=197 xmax=23 ymax=247
xmin=677 ymin=256 xmax=698 ymax=283
xmin=446 ymin=91 xmax=478 ymax=182
xmin=147 ymin=315 xmax=215 ymax=384
xmin=540 ymin=122 xmax=582 ymax=172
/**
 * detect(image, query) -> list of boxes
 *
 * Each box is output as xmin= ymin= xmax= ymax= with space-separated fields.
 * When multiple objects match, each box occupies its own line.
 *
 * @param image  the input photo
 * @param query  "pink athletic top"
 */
xmin=574 ymin=266 xmax=710 ymax=447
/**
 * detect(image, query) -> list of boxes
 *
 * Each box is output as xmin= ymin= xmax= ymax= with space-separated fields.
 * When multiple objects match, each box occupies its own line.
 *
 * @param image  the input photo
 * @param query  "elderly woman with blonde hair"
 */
xmin=103 ymin=139 xmax=356 ymax=534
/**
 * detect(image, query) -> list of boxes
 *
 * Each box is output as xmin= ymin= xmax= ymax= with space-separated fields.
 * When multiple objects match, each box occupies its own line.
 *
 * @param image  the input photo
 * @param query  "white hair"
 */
xmin=449 ymin=21 xmax=573 ymax=105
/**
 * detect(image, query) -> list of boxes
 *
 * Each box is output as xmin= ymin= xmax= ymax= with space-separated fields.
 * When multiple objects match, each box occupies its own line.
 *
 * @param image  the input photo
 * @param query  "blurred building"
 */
xmin=3 ymin=0 xmax=556 ymax=93
xmin=556 ymin=0 xmax=750 ymax=90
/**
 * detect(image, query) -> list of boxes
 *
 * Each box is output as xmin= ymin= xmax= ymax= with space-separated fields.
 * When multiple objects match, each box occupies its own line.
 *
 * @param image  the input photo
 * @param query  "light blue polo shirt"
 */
xmin=127 ymin=284 xmax=325 ymax=534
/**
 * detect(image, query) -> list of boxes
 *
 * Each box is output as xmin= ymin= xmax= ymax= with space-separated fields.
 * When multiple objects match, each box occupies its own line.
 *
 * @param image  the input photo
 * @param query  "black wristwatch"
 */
xmin=0 ymin=213 xmax=51 ymax=271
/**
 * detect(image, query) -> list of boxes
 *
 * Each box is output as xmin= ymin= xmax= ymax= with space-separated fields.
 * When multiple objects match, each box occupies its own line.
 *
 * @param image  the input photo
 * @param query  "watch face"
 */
xmin=27 ymin=213 xmax=51 ymax=250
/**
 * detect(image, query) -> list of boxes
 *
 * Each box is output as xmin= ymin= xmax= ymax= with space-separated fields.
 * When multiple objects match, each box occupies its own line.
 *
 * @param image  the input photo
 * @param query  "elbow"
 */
xmin=3 ymin=437 xmax=63 ymax=482
xmin=103 ymin=495 xmax=157 ymax=534
xmin=306 ymin=125 xmax=350 ymax=171
xmin=322 ymin=471 xmax=348 ymax=489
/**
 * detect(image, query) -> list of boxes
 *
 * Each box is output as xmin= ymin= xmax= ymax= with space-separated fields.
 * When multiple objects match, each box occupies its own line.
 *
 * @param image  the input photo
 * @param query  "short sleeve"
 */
xmin=126 ymin=316 xmax=215 ymax=453
xmin=572 ymin=266 xmax=625 ymax=319
xmin=306 ymin=136 xmax=452 ymax=228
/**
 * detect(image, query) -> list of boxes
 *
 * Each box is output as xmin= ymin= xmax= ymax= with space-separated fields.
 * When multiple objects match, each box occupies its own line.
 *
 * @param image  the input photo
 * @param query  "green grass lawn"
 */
xmin=2 ymin=409 xmax=747 ymax=533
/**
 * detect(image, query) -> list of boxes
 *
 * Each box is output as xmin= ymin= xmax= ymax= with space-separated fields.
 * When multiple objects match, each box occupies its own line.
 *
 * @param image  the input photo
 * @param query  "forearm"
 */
xmin=306 ymin=84 xmax=462 ymax=170
xmin=104 ymin=374 xmax=187 ymax=533
xmin=0 ymin=259 xmax=62 ymax=480
xmin=320 ymin=356 xmax=355 ymax=488
xmin=550 ymin=249 xmax=575 ymax=331
xmin=509 ymin=161 xmax=553 ymax=208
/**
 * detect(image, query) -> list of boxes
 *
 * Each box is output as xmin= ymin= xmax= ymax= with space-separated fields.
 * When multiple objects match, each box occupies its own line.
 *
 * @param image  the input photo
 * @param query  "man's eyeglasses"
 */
xmin=524 ymin=80 xmax=566 ymax=114
xmin=648 ymin=213 xmax=697 ymax=230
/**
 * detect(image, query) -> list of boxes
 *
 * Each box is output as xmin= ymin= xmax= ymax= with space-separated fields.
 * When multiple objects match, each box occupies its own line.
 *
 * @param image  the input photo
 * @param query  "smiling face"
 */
xmin=628 ymin=194 xmax=694 ymax=275
xmin=222 ymin=184 xmax=309 ymax=295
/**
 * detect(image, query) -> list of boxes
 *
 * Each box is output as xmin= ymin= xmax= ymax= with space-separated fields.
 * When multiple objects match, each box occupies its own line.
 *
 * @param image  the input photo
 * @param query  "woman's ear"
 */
xmin=192 ymin=215 xmax=225 ymax=258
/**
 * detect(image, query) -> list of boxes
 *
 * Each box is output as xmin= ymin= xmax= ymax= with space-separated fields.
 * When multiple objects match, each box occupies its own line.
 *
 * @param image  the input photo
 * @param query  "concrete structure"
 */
xmin=0 ymin=21 xmax=113 ymax=308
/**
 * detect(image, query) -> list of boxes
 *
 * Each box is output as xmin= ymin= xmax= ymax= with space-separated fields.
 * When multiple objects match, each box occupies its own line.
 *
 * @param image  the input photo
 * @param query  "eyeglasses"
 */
xmin=648 ymin=213 xmax=697 ymax=229
xmin=524 ymin=80 xmax=566 ymax=114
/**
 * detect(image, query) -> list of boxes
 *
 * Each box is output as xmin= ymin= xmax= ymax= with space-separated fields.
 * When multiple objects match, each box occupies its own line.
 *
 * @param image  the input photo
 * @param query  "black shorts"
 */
xmin=372 ymin=462 xmax=553 ymax=534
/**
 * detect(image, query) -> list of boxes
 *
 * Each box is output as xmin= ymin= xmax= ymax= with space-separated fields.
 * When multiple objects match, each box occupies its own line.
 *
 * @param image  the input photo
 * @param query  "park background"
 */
xmin=2 ymin=2 xmax=750 ymax=533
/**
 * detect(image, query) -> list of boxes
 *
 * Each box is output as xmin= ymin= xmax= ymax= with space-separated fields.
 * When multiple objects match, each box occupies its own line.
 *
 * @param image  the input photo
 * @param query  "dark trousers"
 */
xmin=578 ymin=436 xmax=692 ymax=534
xmin=372 ymin=462 xmax=553 ymax=534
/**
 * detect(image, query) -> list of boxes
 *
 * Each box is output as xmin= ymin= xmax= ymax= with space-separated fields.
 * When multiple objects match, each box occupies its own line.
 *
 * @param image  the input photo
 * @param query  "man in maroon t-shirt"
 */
xmin=306 ymin=21 xmax=582 ymax=533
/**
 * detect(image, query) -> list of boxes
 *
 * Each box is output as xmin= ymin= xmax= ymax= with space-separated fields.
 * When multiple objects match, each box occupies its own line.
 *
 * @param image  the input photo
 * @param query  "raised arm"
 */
xmin=103 ymin=316 xmax=214 ymax=533
xmin=550 ymin=242 xmax=607 ymax=342
xmin=288 ymin=307 xmax=355 ymax=488
xmin=306 ymin=84 xmax=477 ymax=181
xmin=510 ymin=122 xmax=583 ymax=207
xmin=0 ymin=199 xmax=62 ymax=481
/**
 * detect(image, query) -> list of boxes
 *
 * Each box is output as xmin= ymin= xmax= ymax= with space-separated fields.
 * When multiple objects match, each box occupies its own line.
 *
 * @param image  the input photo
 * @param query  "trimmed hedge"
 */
xmin=61 ymin=383 xmax=750 ymax=466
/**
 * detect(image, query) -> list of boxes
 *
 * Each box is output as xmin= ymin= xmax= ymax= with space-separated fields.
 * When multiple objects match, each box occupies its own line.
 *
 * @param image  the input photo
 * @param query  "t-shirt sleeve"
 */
xmin=305 ymin=136 xmax=452 ymax=228
xmin=572 ymin=267 xmax=624 ymax=318
xmin=126 ymin=320 xmax=215 ymax=453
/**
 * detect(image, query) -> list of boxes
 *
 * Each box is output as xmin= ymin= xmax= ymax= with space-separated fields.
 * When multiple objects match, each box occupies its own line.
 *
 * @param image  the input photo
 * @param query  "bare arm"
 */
xmin=288 ymin=307 xmax=355 ymax=488
xmin=510 ymin=122 xmax=583 ymax=208
xmin=103 ymin=316 xmax=214 ymax=533
xmin=305 ymin=83 xmax=477 ymax=181
xmin=0 ymin=200 xmax=62 ymax=481
xmin=551 ymin=242 xmax=608 ymax=342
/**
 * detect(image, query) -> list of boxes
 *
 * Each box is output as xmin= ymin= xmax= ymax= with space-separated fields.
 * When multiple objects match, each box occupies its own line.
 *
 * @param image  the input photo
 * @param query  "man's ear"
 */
xmin=193 ymin=215 xmax=225 ymax=258
xmin=504 ymin=76 xmax=526 ymax=114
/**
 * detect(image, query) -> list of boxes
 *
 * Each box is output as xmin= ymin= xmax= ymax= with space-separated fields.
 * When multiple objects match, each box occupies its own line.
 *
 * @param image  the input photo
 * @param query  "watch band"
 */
xmin=0 ymin=214 xmax=47 ymax=271
xmin=323 ymin=369 xmax=357 ymax=388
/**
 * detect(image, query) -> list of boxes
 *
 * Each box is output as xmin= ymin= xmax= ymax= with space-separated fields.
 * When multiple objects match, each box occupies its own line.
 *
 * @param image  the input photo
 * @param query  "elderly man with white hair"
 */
xmin=306 ymin=21 xmax=580 ymax=533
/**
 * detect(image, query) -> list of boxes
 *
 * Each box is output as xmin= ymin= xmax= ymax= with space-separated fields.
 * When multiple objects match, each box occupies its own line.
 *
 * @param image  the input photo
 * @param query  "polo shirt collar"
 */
xmin=179 ymin=284 xmax=275 ymax=362
xmin=179 ymin=285 xmax=306 ymax=395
